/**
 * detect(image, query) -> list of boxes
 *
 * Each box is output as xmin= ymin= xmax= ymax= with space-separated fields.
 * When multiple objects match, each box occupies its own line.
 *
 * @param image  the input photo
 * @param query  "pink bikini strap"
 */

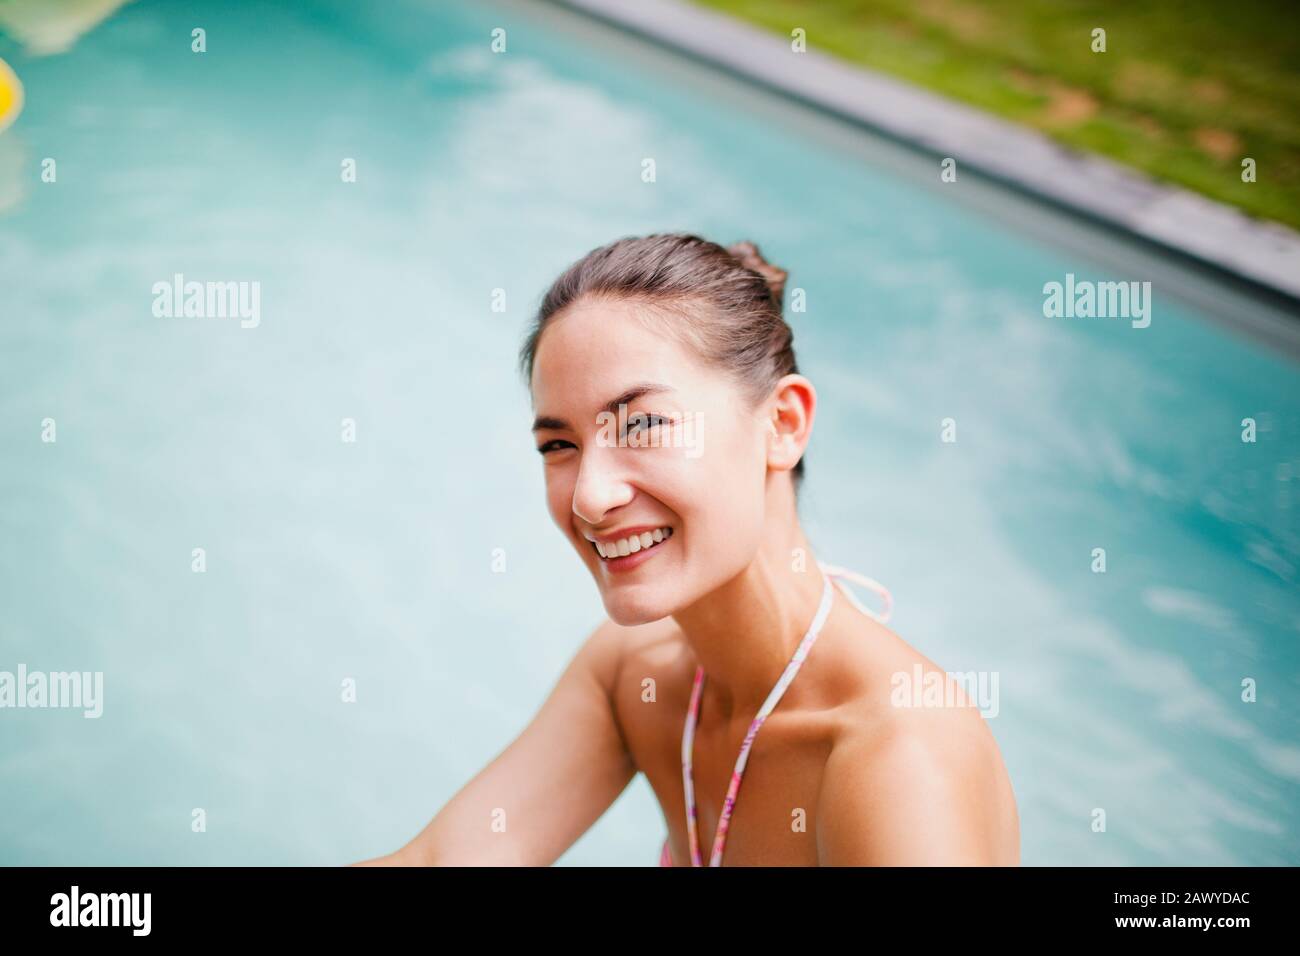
xmin=818 ymin=562 xmax=893 ymax=624
xmin=677 ymin=561 xmax=893 ymax=867
xmin=683 ymin=568 xmax=836 ymax=867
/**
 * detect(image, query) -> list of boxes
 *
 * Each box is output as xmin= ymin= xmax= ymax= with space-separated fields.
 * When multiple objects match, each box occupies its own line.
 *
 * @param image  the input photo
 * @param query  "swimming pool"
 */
xmin=0 ymin=0 xmax=1296 ymax=865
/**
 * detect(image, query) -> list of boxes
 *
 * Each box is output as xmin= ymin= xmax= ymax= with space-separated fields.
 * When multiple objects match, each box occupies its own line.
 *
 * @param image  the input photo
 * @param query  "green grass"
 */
xmin=687 ymin=0 xmax=1300 ymax=230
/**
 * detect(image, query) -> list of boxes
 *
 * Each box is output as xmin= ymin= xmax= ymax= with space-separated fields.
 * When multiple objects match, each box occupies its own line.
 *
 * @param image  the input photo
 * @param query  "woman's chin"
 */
xmin=602 ymin=593 xmax=673 ymax=628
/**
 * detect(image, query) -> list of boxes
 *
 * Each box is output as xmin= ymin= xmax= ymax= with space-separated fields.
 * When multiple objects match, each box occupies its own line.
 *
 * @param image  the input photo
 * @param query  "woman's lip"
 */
xmin=595 ymin=530 xmax=673 ymax=574
xmin=583 ymin=524 xmax=670 ymax=545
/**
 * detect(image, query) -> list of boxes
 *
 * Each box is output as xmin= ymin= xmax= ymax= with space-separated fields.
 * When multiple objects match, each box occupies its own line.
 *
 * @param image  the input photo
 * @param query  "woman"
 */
xmin=355 ymin=233 xmax=1020 ymax=866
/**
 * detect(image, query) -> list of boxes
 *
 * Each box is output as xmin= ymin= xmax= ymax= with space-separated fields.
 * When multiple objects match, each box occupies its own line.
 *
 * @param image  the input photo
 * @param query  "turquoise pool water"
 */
xmin=0 ymin=0 xmax=1296 ymax=865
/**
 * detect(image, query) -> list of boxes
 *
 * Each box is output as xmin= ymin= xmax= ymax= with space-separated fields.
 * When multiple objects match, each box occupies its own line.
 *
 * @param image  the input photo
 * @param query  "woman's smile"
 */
xmin=585 ymin=525 xmax=675 ymax=574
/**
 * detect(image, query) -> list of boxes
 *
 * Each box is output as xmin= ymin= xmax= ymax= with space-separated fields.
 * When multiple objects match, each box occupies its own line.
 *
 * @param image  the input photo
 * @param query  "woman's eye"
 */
xmin=537 ymin=439 xmax=575 ymax=455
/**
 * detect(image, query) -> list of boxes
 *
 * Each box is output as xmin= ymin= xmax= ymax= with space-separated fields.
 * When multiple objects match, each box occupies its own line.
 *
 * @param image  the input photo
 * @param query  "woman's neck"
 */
xmin=670 ymin=484 xmax=825 ymax=721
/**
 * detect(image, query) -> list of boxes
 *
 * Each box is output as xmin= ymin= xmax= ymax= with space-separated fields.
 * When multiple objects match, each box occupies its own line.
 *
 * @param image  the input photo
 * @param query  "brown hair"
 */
xmin=518 ymin=232 xmax=805 ymax=487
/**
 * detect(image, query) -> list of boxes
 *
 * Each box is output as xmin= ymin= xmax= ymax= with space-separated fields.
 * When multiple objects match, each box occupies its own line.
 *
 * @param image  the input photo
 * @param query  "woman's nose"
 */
xmin=571 ymin=447 xmax=634 ymax=526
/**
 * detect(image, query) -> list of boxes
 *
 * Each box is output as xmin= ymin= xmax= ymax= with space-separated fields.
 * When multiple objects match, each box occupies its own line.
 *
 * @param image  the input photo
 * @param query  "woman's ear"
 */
xmin=765 ymin=375 xmax=816 ymax=474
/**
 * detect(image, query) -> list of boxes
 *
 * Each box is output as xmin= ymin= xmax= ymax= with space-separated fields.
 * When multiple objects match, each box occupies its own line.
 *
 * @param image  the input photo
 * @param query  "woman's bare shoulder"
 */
xmin=822 ymin=599 xmax=984 ymax=722
xmin=814 ymin=610 xmax=1019 ymax=864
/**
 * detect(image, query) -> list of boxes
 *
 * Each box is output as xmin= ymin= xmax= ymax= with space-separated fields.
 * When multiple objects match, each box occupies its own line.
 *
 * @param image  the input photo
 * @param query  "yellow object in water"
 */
xmin=0 ymin=57 xmax=23 ymax=133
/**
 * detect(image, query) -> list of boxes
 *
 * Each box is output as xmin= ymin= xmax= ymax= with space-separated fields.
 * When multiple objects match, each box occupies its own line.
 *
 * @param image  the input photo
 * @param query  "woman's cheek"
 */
xmin=545 ymin=473 xmax=573 ymax=534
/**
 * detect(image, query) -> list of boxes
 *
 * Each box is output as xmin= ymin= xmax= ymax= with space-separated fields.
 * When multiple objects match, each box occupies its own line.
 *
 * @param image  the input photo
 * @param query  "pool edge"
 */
xmin=540 ymin=0 xmax=1300 ymax=313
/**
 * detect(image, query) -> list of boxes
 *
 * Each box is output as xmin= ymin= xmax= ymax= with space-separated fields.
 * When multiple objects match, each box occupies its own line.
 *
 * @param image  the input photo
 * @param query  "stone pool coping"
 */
xmin=545 ymin=0 xmax=1300 ymax=306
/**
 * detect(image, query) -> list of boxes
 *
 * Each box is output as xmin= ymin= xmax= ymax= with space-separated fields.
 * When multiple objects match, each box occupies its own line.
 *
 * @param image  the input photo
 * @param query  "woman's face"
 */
xmin=530 ymin=297 xmax=771 ymax=625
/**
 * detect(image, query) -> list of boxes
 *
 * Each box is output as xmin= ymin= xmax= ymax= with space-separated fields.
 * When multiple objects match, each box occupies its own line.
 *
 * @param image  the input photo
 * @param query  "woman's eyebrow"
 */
xmin=531 ymin=382 xmax=673 ymax=432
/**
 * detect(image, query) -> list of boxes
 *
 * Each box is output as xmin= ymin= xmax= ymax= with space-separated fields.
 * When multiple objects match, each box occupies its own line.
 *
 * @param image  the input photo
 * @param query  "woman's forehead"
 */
xmin=533 ymin=309 xmax=694 ymax=397
xmin=537 ymin=298 xmax=664 ymax=356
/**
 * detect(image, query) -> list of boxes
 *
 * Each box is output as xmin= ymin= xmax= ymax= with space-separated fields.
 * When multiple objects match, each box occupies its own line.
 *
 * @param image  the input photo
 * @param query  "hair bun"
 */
xmin=727 ymin=240 xmax=788 ymax=305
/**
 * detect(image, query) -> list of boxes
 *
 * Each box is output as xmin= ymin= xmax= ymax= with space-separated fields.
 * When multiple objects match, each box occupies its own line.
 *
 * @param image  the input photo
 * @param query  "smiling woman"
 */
xmin=352 ymin=232 xmax=1020 ymax=867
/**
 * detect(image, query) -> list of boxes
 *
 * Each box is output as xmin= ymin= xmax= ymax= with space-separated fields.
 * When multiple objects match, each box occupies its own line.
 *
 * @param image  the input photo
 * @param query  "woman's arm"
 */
xmin=351 ymin=620 xmax=636 ymax=866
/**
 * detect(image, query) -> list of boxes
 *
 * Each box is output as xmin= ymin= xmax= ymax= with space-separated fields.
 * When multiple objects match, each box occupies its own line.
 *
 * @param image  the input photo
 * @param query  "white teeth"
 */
xmin=593 ymin=526 xmax=673 ymax=560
